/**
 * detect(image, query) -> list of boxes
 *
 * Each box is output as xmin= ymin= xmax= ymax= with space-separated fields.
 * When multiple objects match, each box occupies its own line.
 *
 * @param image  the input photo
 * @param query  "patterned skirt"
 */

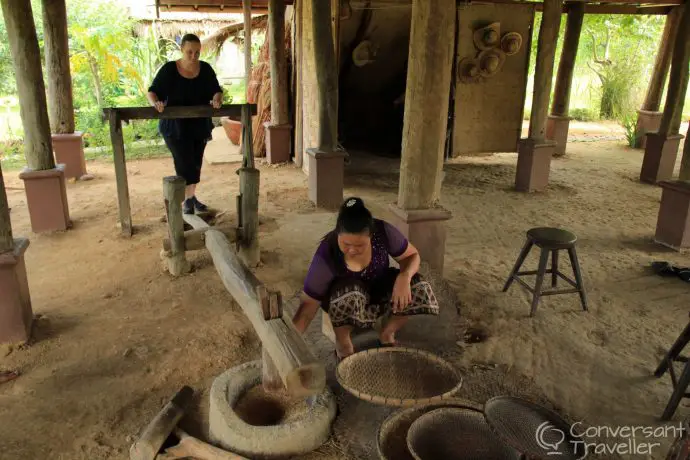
xmin=324 ymin=267 xmax=440 ymax=329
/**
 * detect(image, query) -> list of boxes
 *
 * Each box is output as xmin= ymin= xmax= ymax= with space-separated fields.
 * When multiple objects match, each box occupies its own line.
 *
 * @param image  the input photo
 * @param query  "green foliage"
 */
xmin=620 ymin=111 xmax=638 ymax=147
xmin=569 ymin=108 xmax=598 ymax=122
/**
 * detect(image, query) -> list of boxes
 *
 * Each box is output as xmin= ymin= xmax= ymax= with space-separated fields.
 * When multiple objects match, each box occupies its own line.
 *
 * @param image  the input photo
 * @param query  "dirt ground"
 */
xmin=1 ymin=128 xmax=690 ymax=459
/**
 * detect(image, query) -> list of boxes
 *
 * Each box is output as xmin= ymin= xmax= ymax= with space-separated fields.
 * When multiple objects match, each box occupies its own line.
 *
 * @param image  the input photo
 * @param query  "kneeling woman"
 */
xmin=292 ymin=197 xmax=440 ymax=359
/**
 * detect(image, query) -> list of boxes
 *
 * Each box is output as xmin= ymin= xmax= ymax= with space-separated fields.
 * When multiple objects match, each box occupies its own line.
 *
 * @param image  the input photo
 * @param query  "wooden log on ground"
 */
xmin=41 ymin=0 xmax=75 ymax=134
xmin=101 ymin=104 xmax=256 ymax=122
xmin=162 ymin=226 xmax=239 ymax=253
xmin=0 ymin=164 xmax=13 ymax=254
xmin=1 ymin=0 xmax=55 ymax=171
xmin=659 ymin=4 xmax=690 ymax=137
xmin=528 ymin=0 xmax=563 ymax=141
xmin=108 ymin=111 xmax=133 ymax=237
xmin=182 ymin=213 xmax=210 ymax=230
xmin=160 ymin=428 xmax=250 ymax=460
xmin=163 ymin=176 xmax=191 ymax=276
xmin=204 ymin=228 xmax=325 ymax=396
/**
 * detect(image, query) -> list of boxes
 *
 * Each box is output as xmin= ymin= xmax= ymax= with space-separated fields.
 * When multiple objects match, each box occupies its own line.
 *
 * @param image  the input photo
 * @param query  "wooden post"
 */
xmin=680 ymin=127 xmax=690 ymax=181
xmin=0 ymin=165 xmax=13 ymax=254
xmin=311 ymin=0 xmax=338 ymax=151
xmin=550 ymin=3 xmax=584 ymax=117
xmin=1 ymin=0 xmax=55 ymax=171
xmin=108 ymin=111 xmax=133 ymax=237
xmin=163 ymin=176 xmax=191 ymax=276
xmin=397 ymin=0 xmax=456 ymax=210
xmin=643 ymin=7 xmax=682 ymax=112
xmin=204 ymin=229 xmax=325 ymax=396
xmin=269 ymin=0 xmax=289 ymax=125
xmin=238 ymin=105 xmax=260 ymax=267
xmin=294 ymin=0 xmax=304 ymax=168
xmin=528 ymin=0 xmax=563 ymax=142
xmin=243 ymin=0 xmax=252 ymax=103
xmin=658 ymin=4 xmax=690 ymax=138
xmin=41 ymin=0 xmax=75 ymax=134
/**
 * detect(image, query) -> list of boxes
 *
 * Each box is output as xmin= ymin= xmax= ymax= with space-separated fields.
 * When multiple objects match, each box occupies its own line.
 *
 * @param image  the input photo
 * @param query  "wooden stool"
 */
xmin=655 ymin=318 xmax=690 ymax=421
xmin=503 ymin=227 xmax=588 ymax=317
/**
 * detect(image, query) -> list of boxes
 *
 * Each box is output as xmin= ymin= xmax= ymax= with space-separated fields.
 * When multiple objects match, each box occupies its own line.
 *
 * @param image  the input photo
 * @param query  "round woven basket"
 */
xmin=377 ymin=398 xmax=484 ymax=460
xmin=406 ymin=407 xmax=521 ymax=460
xmin=484 ymin=396 xmax=582 ymax=460
xmin=336 ymin=347 xmax=462 ymax=407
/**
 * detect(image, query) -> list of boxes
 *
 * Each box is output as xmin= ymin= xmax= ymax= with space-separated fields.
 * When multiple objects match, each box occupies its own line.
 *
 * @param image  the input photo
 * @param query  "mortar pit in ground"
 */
xmin=233 ymin=384 xmax=309 ymax=426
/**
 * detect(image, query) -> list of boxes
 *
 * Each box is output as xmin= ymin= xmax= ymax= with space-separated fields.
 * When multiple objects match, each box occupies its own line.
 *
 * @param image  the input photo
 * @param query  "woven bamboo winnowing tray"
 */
xmin=406 ymin=407 xmax=521 ymax=460
xmin=335 ymin=347 xmax=463 ymax=407
xmin=377 ymin=398 xmax=484 ymax=460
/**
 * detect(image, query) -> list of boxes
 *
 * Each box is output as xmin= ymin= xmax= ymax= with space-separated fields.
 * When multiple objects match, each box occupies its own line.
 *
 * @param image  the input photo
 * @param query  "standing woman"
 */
xmin=147 ymin=34 xmax=224 ymax=214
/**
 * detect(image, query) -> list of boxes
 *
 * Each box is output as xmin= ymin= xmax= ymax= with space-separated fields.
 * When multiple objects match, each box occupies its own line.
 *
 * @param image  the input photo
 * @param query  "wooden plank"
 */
xmin=108 ymin=111 xmax=132 ymax=237
xmin=182 ymin=213 xmax=211 ymax=230
xmin=163 ymin=176 xmax=191 ymax=276
xmin=163 ymin=226 xmax=238 ymax=252
xmin=101 ymin=104 xmax=257 ymax=122
xmin=204 ymin=229 xmax=325 ymax=396
xmin=0 ymin=163 xmax=13 ymax=254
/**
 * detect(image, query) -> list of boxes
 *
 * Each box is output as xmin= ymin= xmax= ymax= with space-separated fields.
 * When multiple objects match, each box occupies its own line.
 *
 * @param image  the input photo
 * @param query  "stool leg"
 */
xmin=503 ymin=240 xmax=533 ymax=292
xmin=567 ymin=246 xmax=588 ymax=312
xmin=655 ymin=321 xmax=690 ymax=378
xmin=530 ymin=248 xmax=550 ymax=317
xmin=551 ymin=249 xmax=559 ymax=288
xmin=661 ymin=360 xmax=690 ymax=421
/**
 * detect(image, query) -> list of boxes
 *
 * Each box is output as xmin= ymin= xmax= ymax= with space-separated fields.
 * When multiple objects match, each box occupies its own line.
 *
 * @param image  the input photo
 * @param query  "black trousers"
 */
xmin=163 ymin=135 xmax=208 ymax=185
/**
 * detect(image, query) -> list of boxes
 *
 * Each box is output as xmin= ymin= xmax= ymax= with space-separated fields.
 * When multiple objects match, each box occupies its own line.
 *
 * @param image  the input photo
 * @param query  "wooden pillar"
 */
xmin=108 ymin=111 xmax=133 ymax=236
xmin=305 ymin=0 xmax=346 ymax=210
xmin=546 ymin=3 xmax=583 ymax=156
xmin=238 ymin=105 xmax=261 ymax=267
xmin=243 ymin=0 xmax=253 ymax=105
xmin=680 ymin=132 xmax=690 ymax=181
xmin=641 ymin=4 xmax=689 ymax=184
xmin=636 ymin=8 xmax=682 ymax=149
xmin=0 ymin=166 xmax=13 ymax=254
xmin=2 ymin=0 xmax=71 ymax=233
xmin=293 ymin=0 xmax=304 ymax=168
xmin=163 ymin=176 xmax=191 ymax=276
xmin=388 ymin=0 xmax=454 ymax=275
xmin=515 ymin=0 xmax=563 ymax=192
xmin=42 ymin=0 xmax=88 ymax=180
xmin=265 ymin=0 xmax=292 ymax=164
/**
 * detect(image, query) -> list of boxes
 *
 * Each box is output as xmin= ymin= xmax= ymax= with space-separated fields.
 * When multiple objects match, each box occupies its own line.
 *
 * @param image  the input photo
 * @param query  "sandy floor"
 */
xmin=1 ymin=132 xmax=690 ymax=459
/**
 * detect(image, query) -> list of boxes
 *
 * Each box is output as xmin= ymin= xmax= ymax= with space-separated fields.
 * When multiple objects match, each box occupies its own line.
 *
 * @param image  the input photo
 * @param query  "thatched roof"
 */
xmin=201 ymin=14 xmax=268 ymax=56
xmin=133 ymin=18 xmax=242 ymax=39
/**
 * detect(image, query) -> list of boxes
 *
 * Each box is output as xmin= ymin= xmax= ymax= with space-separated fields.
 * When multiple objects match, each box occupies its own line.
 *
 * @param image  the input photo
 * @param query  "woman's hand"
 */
xmin=211 ymin=92 xmax=223 ymax=109
xmin=391 ymin=273 xmax=413 ymax=313
xmin=153 ymin=101 xmax=165 ymax=113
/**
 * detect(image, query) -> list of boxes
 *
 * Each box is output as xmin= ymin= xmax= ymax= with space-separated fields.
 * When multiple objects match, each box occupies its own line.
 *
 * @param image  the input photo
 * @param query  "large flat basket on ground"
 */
xmin=335 ymin=347 xmax=463 ymax=407
xmin=406 ymin=406 xmax=521 ymax=460
xmin=484 ymin=395 xmax=584 ymax=460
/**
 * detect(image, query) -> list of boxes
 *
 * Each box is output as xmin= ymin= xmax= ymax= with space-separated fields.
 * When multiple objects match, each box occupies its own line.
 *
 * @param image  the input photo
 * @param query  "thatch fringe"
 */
xmin=133 ymin=19 xmax=239 ymax=40
xmin=201 ymin=15 xmax=269 ymax=57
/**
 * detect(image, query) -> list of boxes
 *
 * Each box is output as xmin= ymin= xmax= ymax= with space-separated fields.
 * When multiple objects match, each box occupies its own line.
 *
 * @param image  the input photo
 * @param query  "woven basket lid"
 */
xmin=377 ymin=398 xmax=484 ymax=460
xmin=407 ymin=407 xmax=521 ymax=460
xmin=336 ymin=347 xmax=462 ymax=407
xmin=484 ymin=396 xmax=583 ymax=460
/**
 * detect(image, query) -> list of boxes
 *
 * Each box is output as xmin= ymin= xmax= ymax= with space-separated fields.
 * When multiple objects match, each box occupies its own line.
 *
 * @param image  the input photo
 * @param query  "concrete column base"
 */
xmin=51 ymin=132 xmax=88 ymax=180
xmin=306 ymin=148 xmax=346 ymax=210
xmin=545 ymin=115 xmax=571 ymax=157
xmin=654 ymin=180 xmax=690 ymax=251
xmin=264 ymin=123 xmax=292 ymax=164
xmin=515 ymin=139 xmax=556 ymax=192
xmin=388 ymin=204 xmax=452 ymax=275
xmin=634 ymin=110 xmax=662 ymax=149
xmin=0 ymin=239 xmax=33 ymax=344
xmin=18 ymin=164 xmax=71 ymax=233
xmin=640 ymin=132 xmax=683 ymax=184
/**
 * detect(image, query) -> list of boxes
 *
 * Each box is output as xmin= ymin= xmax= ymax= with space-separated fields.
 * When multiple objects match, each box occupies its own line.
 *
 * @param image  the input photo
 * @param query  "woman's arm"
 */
xmin=292 ymin=292 xmax=321 ymax=334
xmin=394 ymin=243 xmax=421 ymax=281
xmin=148 ymin=62 xmax=170 ymax=112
